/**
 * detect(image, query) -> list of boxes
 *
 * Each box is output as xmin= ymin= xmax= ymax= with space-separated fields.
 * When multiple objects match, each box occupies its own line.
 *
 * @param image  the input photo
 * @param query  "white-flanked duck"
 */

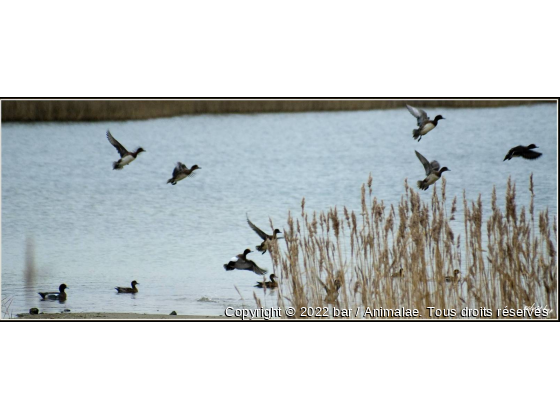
xmin=115 ymin=280 xmax=139 ymax=294
xmin=246 ymin=215 xmax=282 ymax=255
xmin=38 ymin=284 xmax=68 ymax=301
xmin=224 ymin=249 xmax=267 ymax=275
xmin=445 ymin=269 xmax=461 ymax=283
xmin=255 ymin=274 xmax=278 ymax=289
xmin=167 ymin=162 xmax=201 ymax=185
xmin=415 ymin=150 xmax=450 ymax=191
xmin=406 ymin=104 xmax=445 ymax=141
xmin=503 ymin=144 xmax=542 ymax=161
xmin=106 ymin=130 xmax=145 ymax=170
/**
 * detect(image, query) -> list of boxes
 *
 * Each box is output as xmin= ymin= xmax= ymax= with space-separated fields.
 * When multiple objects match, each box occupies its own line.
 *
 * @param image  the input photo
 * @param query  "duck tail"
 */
xmin=417 ymin=180 xmax=427 ymax=190
xmin=256 ymin=244 xmax=265 ymax=253
xmin=224 ymin=263 xmax=234 ymax=271
xmin=412 ymin=128 xmax=421 ymax=140
xmin=113 ymin=161 xmax=121 ymax=170
xmin=167 ymin=178 xmax=175 ymax=185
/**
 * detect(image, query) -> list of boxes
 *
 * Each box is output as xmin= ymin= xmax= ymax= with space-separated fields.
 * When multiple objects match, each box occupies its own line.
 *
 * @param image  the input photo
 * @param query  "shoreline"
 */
xmin=13 ymin=312 xmax=232 ymax=320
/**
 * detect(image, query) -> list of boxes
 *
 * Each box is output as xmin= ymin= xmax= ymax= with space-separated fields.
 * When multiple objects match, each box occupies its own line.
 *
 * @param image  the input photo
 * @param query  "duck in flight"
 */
xmin=106 ymin=130 xmax=145 ymax=170
xmin=503 ymin=144 xmax=542 ymax=161
xmin=415 ymin=150 xmax=450 ymax=191
xmin=406 ymin=104 xmax=445 ymax=141
xmin=246 ymin=215 xmax=282 ymax=255
xmin=255 ymin=274 xmax=278 ymax=289
xmin=115 ymin=280 xmax=139 ymax=294
xmin=224 ymin=249 xmax=268 ymax=275
xmin=167 ymin=162 xmax=201 ymax=185
xmin=38 ymin=284 xmax=68 ymax=301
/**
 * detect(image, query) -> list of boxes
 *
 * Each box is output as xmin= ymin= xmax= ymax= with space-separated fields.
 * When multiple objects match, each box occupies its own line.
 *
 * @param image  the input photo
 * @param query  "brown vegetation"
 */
xmin=266 ymin=175 xmax=557 ymax=319
xmin=2 ymin=99 xmax=552 ymax=122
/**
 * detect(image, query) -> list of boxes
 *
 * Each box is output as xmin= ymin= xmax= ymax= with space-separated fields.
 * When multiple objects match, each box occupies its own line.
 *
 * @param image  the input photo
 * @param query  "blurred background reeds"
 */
xmin=1 ymin=99 xmax=552 ymax=122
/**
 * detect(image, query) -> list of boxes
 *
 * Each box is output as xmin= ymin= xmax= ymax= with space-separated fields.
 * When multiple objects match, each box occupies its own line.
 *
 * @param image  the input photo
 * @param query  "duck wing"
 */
xmin=406 ymin=105 xmax=429 ymax=126
xmin=247 ymin=215 xmax=269 ymax=240
xmin=106 ymin=131 xmax=129 ymax=157
xmin=248 ymin=260 xmax=268 ymax=275
xmin=522 ymin=150 xmax=542 ymax=160
xmin=430 ymin=160 xmax=441 ymax=173
xmin=415 ymin=150 xmax=434 ymax=176
xmin=172 ymin=162 xmax=187 ymax=177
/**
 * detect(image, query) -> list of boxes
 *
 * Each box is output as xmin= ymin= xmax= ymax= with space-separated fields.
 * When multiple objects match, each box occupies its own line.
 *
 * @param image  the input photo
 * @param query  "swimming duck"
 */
xmin=415 ymin=150 xmax=450 ymax=191
xmin=106 ymin=130 xmax=145 ymax=170
xmin=406 ymin=104 xmax=445 ymax=141
xmin=246 ymin=215 xmax=282 ymax=255
xmin=445 ymin=269 xmax=461 ymax=283
xmin=255 ymin=274 xmax=278 ymax=289
xmin=38 ymin=284 xmax=68 ymax=300
xmin=115 ymin=280 xmax=139 ymax=293
xmin=167 ymin=162 xmax=201 ymax=185
xmin=503 ymin=144 xmax=542 ymax=161
xmin=224 ymin=249 xmax=268 ymax=275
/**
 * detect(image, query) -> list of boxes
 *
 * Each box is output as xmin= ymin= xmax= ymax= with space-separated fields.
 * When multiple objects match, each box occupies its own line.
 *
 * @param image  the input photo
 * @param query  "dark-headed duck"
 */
xmin=38 ymin=284 xmax=68 ymax=301
xmin=246 ymin=215 xmax=282 ymax=255
xmin=115 ymin=280 xmax=139 ymax=294
xmin=415 ymin=150 xmax=450 ymax=191
xmin=224 ymin=249 xmax=267 ymax=275
xmin=167 ymin=162 xmax=201 ymax=185
xmin=445 ymin=269 xmax=461 ymax=283
xmin=106 ymin=130 xmax=145 ymax=170
xmin=406 ymin=104 xmax=444 ymax=141
xmin=255 ymin=274 xmax=278 ymax=289
xmin=503 ymin=144 xmax=542 ymax=161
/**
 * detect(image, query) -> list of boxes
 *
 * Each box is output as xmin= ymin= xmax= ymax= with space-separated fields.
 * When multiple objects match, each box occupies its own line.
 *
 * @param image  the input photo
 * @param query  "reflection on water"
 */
xmin=2 ymin=105 xmax=557 ymax=316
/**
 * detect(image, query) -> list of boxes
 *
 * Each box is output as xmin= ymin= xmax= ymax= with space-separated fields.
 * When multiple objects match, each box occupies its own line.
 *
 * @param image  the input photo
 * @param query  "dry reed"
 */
xmin=2 ymin=100 xmax=552 ymax=122
xmin=266 ymin=176 xmax=557 ymax=319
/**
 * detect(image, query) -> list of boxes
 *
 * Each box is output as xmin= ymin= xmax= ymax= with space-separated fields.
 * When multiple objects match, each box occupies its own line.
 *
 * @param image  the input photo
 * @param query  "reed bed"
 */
xmin=2 ymin=100 xmax=552 ymax=122
xmin=266 ymin=175 xmax=557 ymax=319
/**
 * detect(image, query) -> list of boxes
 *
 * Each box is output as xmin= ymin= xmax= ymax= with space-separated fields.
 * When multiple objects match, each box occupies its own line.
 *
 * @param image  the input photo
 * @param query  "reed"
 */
xmin=267 ymin=176 xmax=557 ymax=319
xmin=2 ymin=100 xmax=552 ymax=122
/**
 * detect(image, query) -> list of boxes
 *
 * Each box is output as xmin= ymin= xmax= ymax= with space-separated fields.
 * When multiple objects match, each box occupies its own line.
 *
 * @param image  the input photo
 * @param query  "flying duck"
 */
xmin=246 ymin=215 xmax=282 ymax=255
xmin=224 ymin=249 xmax=267 ymax=275
xmin=503 ymin=144 xmax=542 ymax=161
xmin=255 ymin=274 xmax=278 ymax=289
xmin=415 ymin=150 xmax=450 ymax=191
xmin=406 ymin=104 xmax=445 ymax=141
xmin=115 ymin=280 xmax=139 ymax=294
xmin=445 ymin=269 xmax=461 ymax=283
xmin=167 ymin=162 xmax=201 ymax=185
xmin=38 ymin=284 xmax=68 ymax=301
xmin=106 ymin=130 xmax=145 ymax=170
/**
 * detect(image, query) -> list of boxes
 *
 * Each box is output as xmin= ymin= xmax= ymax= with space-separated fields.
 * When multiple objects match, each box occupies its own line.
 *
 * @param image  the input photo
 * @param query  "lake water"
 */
xmin=1 ymin=104 xmax=557 ymax=317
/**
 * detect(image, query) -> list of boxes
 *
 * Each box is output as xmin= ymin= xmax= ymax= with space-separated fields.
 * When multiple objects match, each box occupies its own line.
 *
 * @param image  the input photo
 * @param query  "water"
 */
xmin=1 ymin=104 xmax=557 ymax=316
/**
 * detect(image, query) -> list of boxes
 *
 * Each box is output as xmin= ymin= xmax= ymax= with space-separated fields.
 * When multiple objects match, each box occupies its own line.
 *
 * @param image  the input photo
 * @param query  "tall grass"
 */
xmin=2 ymin=100 xmax=552 ymax=122
xmin=267 ymin=176 xmax=557 ymax=319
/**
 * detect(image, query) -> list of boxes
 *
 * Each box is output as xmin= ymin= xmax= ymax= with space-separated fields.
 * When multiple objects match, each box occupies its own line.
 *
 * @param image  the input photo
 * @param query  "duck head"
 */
xmin=243 ymin=249 xmax=252 ymax=256
xmin=434 ymin=115 xmax=445 ymax=122
xmin=131 ymin=280 xmax=139 ymax=286
xmin=136 ymin=147 xmax=146 ymax=154
xmin=59 ymin=284 xmax=68 ymax=292
xmin=439 ymin=167 xmax=450 ymax=175
xmin=269 ymin=274 xmax=276 ymax=281
xmin=191 ymin=164 xmax=201 ymax=170
xmin=527 ymin=144 xmax=538 ymax=149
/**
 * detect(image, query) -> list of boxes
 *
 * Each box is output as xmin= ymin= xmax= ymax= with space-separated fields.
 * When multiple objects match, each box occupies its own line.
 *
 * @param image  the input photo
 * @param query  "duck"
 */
xmin=167 ymin=162 xmax=201 ymax=185
xmin=115 ymin=280 xmax=139 ymax=293
xmin=106 ymin=130 xmax=145 ymax=170
xmin=224 ymin=249 xmax=267 ymax=275
xmin=445 ymin=269 xmax=461 ymax=283
xmin=415 ymin=150 xmax=450 ymax=191
xmin=406 ymin=104 xmax=445 ymax=141
xmin=255 ymin=274 xmax=278 ymax=289
xmin=503 ymin=144 xmax=542 ymax=161
xmin=38 ymin=284 xmax=68 ymax=301
xmin=391 ymin=267 xmax=405 ymax=278
xmin=246 ymin=215 xmax=282 ymax=254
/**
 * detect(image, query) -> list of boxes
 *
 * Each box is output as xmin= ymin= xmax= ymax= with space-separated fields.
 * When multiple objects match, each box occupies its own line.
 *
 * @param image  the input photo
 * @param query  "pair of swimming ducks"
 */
xmin=38 ymin=281 xmax=140 ymax=300
xmin=106 ymin=130 xmax=200 ymax=185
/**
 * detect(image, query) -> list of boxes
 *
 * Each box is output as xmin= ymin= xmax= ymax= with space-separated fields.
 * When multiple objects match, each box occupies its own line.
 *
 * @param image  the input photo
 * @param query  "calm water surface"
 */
xmin=2 ymin=105 xmax=557 ymax=316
